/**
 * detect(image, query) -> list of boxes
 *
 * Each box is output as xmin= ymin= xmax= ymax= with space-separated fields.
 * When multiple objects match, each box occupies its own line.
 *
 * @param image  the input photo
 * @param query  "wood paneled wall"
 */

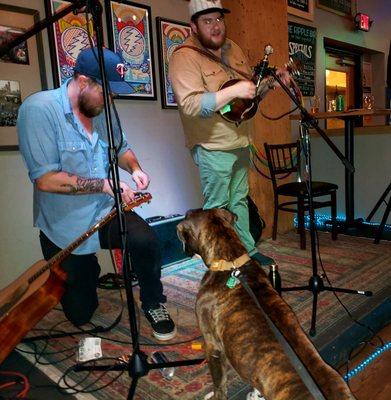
xmin=225 ymin=0 xmax=293 ymax=237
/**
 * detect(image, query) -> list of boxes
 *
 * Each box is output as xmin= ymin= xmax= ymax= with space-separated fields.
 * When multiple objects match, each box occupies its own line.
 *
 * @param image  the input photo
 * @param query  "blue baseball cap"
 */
xmin=74 ymin=47 xmax=130 ymax=94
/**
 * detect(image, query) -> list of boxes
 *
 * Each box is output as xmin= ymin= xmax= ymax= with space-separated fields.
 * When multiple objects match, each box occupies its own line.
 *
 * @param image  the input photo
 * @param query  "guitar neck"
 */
xmin=28 ymin=193 xmax=152 ymax=283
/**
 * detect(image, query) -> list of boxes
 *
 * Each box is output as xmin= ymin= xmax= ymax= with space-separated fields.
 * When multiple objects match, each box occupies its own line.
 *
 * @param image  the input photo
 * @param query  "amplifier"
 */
xmin=146 ymin=215 xmax=188 ymax=267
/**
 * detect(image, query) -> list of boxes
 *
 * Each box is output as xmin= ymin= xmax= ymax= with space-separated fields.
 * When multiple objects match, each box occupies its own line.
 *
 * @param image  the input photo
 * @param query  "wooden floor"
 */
xmin=337 ymin=322 xmax=391 ymax=400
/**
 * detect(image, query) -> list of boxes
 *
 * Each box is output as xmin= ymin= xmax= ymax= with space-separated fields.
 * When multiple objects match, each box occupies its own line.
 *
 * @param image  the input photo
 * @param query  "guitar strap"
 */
xmin=173 ymin=44 xmax=252 ymax=80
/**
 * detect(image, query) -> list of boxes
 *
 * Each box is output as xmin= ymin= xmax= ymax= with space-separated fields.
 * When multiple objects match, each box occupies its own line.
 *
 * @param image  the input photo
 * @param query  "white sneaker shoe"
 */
xmin=246 ymin=388 xmax=266 ymax=400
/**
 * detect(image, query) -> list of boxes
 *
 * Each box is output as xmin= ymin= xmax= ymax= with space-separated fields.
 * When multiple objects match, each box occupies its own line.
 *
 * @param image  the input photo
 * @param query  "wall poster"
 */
xmin=317 ymin=0 xmax=356 ymax=17
xmin=44 ymin=0 xmax=96 ymax=87
xmin=0 ymin=3 xmax=46 ymax=150
xmin=156 ymin=17 xmax=191 ymax=108
xmin=105 ymin=0 xmax=156 ymax=100
xmin=288 ymin=21 xmax=317 ymax=97
xmin=288 ymin=0 xmax=314 ymax=21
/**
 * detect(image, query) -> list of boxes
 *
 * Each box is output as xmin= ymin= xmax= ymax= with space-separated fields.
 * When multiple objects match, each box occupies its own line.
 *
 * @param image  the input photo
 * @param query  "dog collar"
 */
xmin=209 ymin=253 xmax=251 ymax=272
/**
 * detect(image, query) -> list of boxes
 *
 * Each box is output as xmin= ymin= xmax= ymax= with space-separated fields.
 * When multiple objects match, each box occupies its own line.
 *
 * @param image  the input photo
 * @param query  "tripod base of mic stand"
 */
xmin=365 ymin=182 xmax=391 ymax=244
xmin=74 ymin=350 xmax=204 ymax=399
xmin=281 ymin=275 xmax=372 ymax=337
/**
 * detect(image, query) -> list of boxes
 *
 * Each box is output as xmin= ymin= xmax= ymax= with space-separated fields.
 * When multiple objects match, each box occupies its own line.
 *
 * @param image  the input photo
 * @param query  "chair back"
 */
xmin=264 ymin=141 xmax=300 ymax=188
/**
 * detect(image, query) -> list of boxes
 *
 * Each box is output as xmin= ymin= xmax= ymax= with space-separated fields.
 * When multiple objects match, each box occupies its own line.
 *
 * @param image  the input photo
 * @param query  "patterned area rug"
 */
xmin=19 ymin=231 xmax=391 ymax=400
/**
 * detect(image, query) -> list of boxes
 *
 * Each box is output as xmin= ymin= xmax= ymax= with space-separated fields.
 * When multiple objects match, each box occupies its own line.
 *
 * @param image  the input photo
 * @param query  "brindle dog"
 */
xmin=177 ymin=208 xmax=355 ymax=400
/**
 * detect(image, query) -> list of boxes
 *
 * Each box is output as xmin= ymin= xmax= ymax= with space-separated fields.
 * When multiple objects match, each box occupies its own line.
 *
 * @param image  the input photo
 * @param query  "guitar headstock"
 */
xmin=285 ymin=58 xmax=302 ymax=77
xmin=123 ymin=192 xmax=152 ymax=212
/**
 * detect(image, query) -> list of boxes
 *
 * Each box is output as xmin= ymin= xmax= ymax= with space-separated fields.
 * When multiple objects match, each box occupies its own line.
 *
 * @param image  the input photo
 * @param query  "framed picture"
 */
xmin=44 ymin=0 xmax=97 ymax=87
xmin=316 ymin=0 xmax=356 ymax=17
xmin=105 ymin=0 xmax=156 ymax=100
xmin=0 ymin=3 xmax=47 ymax=151
xmin=0 ymin=26 xmax=30 ymax=65
xmin=156 ymin=17 xmax=191 ymax=109
xmin=288 ymin=0 xmax=314 ymax=21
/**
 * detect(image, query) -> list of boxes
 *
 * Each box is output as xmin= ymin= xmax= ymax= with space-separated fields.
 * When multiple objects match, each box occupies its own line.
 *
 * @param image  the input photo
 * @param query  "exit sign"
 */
xmin=355 ymin=13 xmax=371 ymax=32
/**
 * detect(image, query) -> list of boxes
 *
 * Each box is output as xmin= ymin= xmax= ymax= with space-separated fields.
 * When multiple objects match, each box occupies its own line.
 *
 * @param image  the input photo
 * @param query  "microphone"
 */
xmin=255 ymin=44 xmax=273 ymax=81
xmin=254 ymin=44 xmax=273 ymax=95
xmin=254 ymin=44 xmax=274 ymax=95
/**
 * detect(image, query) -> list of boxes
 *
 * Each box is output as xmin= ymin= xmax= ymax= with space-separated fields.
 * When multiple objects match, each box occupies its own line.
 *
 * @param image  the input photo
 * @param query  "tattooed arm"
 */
xmin=35 ymin=171 xmax=136 ymax=203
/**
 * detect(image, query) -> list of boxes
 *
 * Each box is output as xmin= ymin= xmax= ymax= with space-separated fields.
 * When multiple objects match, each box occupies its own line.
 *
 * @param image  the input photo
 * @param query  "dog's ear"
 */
xmin=184 ymin=208 xmax=202 ymax=219
xmin=176 ymin=220 xmax=189 ymax=242
xmin=215 ymin=208 xmax=238 ymax=225
xmin=177 ymin=220 xmax=197 ymax=256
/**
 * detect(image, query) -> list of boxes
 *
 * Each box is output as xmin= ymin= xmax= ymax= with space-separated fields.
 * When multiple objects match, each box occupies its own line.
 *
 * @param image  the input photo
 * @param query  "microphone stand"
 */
xmin=365 ymin=182 xmax=391 ymax=244
xmin=1 ymin=2 xmax=203 ymax=398
xmin=266 ymin=68 xmax=373 ymax=336
xmin=74 ymin=4 xmax=204 ymax=397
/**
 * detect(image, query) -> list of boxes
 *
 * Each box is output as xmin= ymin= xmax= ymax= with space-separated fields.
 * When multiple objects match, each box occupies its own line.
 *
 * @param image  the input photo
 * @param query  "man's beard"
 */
xmin=197 ymin=29 xmax=226 ymax=51
xmin=78 ymin=92 xmax=103 ymax=118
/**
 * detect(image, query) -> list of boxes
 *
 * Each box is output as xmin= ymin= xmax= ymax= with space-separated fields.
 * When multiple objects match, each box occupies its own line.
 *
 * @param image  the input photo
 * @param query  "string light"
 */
xmin=293 ymin=214 xmax=391 ymax=232
xmin=343 ymin=342 xmax=391 ymax=381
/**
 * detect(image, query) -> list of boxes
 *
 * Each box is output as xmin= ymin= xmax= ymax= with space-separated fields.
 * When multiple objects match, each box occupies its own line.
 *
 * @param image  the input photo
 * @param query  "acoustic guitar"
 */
xmin=218 ymin=58 xmax=302 ymax=125
xmin=0 ymin=192 xmax=151 ymax=364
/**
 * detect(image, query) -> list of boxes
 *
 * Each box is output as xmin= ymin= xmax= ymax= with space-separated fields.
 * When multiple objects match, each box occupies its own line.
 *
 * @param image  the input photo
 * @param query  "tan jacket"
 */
xmin=169 ymin=34 xmax=254 ymax=150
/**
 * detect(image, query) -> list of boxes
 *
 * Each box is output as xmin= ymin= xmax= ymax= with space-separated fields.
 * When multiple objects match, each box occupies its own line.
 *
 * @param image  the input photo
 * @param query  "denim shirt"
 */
xmin=17 ymin=80 xmax=130 ymax=254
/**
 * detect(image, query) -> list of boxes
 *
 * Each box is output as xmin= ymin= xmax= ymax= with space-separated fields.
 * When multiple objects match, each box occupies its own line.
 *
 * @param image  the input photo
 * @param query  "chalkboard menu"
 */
xmin=317 ymin=0 xmax=353 ymax=16
xmin=288 ymin=0 xmax=310 ymax=13
xmin=288 ymin=22 xmax=317 ymax=97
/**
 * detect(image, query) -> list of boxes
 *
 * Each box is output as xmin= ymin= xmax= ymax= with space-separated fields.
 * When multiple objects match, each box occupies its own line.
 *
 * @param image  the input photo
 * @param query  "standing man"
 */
xmin=170 ymin=0 xmax=289 ymax=263
xmin=17 ymin=47 xmax=176 ymax=341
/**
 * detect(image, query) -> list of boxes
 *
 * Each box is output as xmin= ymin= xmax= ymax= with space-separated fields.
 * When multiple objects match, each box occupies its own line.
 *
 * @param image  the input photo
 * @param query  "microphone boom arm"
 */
xmin=267 ymin=68 xmax=354 ymax=173
xmin=0 ymin=0 xmax=87 ymax=58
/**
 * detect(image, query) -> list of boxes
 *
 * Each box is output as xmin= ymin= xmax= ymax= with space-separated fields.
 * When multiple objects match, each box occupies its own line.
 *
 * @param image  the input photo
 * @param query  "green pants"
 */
xmin=191 ymin=145 xmax=255 ymax=252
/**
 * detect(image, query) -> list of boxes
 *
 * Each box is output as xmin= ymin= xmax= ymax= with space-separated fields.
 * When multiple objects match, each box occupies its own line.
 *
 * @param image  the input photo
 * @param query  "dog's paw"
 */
xmin=204 ymin=392 xmax=214 ymax=400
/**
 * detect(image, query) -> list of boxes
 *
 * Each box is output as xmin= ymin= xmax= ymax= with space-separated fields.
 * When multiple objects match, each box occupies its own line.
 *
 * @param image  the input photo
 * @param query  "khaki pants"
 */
xmin=191 ymin=145 xmax=255 ymax=252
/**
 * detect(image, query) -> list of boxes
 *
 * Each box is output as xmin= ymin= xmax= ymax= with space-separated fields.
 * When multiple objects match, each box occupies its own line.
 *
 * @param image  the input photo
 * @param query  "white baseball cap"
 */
xmin=189 ymin=0 xmax=230 ymax=21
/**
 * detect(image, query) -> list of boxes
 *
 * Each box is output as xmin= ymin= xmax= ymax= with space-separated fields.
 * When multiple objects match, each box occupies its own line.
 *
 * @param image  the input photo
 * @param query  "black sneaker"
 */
xmin=144 ymin=304 xmax=176 ymax=341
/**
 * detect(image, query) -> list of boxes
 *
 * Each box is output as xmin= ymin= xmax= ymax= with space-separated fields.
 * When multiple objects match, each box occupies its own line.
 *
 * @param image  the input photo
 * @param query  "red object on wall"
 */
xmin=355 ymin=13 xmax=371 ymax=32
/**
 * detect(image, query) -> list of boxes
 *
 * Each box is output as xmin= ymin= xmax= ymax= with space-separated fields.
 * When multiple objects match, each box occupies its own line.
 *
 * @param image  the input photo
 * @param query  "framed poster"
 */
xmin=0 ymin=3 xmax=47 ymax=151
xmin=156 ymin=17 xmax=191 ymax=109
xmin=317 ymin=0 xmax=356 ymax=17
xmin=105 ymin=0 xmax=156 ymax=100
xmin=288 ymin=0 xmax=314 ymax=21
xmin=288 ymin=21 xmax=317 ymax=97
xmin=44 ymin=0 xmax=96 ymax=87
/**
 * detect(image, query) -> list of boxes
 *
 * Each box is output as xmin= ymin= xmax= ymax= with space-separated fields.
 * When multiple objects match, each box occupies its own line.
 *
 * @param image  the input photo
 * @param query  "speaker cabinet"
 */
xmin=147 ymin=215 xmax=187 ymax=267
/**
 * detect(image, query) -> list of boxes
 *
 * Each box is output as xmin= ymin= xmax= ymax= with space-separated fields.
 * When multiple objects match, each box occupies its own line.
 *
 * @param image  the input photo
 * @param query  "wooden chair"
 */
xmin=264 ymin=141 xmax=338 ymax=249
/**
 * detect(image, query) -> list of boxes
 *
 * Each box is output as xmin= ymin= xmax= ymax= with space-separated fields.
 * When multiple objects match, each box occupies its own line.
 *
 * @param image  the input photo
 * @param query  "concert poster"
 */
xmin=106 ymin=0 xmax=156 ymax=100
xmin=45 ymin=0 xmax=96 ymax=86
xmin=156 ymin=17 xmax=191 ymax=108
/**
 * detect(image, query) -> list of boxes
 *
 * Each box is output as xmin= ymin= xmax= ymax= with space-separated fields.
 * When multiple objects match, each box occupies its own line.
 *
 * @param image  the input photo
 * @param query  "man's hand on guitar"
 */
xmin=231 ymin=80 xmax=257 ymax=99
xmin=272 ymin=67 xmax=291 ymax=88
xmin=132 ymin=169 xmax=150 ymax=191
xmin=103 ymin=179 xmax=136 ymax=204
